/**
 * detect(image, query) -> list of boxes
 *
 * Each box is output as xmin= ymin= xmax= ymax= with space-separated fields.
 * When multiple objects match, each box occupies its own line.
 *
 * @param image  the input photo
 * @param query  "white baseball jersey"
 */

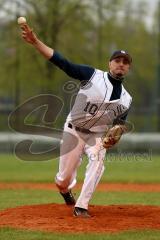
xmin=67 ymin=69 xmax=132 ymax=132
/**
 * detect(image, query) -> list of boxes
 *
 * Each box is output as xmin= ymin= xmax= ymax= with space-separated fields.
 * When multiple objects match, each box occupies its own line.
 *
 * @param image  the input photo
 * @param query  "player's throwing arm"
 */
xmin=18 ymin=16 xmax=54 ymax=59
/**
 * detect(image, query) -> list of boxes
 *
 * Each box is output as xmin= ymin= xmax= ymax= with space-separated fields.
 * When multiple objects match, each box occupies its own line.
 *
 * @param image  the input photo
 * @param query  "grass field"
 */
xmin=0 ymin=153 xmax=159 ymax=183
xmin=0 ymin=153 xmax=160 ymax=239
xmin=1 ymin=228 xmax=160 ymax=240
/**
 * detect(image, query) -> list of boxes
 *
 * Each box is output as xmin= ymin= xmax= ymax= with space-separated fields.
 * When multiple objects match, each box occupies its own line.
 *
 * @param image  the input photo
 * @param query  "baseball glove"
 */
xmin=102 ymin=124 xmax=126 ymax=149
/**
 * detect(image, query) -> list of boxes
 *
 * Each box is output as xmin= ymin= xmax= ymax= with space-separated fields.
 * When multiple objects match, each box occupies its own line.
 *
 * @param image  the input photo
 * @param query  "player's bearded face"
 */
xmin=109 ymin=57 xmax=130 ymax=78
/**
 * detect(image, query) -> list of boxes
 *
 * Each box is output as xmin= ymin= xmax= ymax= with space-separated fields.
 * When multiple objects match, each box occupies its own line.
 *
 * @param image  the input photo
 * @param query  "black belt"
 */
xmin=68 ymin=123 xmax=92 ymax=134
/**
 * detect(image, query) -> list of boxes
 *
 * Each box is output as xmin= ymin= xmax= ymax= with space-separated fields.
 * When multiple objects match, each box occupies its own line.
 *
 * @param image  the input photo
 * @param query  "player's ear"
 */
xmin=108 ymin=61 xmax=111 ymax=68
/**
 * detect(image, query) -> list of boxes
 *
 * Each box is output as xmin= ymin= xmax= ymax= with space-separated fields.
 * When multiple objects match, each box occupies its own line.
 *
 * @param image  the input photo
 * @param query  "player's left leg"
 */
xmin=74 ymin=133 xmax=106 ymax=212
xmin=55 ymin=122 xmax=85 ymax=205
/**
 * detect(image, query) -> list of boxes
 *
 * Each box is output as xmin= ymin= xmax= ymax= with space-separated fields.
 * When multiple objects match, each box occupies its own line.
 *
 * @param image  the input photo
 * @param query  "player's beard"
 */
xmin=116 ymin=72 xmax=124 ymax=79
xmin=109 ymin=71 xmax=124 ymax=81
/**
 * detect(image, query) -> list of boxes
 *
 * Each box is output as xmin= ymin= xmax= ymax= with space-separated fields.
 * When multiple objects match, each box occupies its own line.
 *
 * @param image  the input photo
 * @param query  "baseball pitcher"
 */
xmin=20 ymin=22 xmax=132 ymax=218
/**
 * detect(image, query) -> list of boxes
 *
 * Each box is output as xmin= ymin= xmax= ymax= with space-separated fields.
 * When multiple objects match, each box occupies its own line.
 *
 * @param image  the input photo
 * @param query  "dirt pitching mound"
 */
xmin=0 ymin=204 xmax=160 ymax=233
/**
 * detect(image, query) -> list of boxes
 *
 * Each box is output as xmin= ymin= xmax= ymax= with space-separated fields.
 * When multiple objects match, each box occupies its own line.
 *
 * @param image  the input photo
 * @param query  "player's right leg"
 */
xmin=55 ymin=122 xmax=85 ymax=205
xmin=74 ymin=133 xmax=106 ymax=214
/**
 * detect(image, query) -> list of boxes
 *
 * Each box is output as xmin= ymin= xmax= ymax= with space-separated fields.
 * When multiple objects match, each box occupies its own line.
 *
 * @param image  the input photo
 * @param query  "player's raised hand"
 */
xmin=18 ymin=17 xmax=38 ymax=45
xmin=17 ymin=17 xmax=54 ymax=59
xmin=21 ymin=24 xmax=38 ymax=45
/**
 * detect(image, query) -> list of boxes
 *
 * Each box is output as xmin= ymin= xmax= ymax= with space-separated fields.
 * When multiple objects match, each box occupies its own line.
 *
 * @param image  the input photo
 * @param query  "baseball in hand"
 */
xmin=17 ymin=17 xmax=27 ymax=25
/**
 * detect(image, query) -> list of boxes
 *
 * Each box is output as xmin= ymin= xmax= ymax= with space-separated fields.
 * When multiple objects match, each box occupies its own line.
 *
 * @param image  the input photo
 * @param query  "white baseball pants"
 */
xmin=55 ymin=122 xmax=106 ymax=210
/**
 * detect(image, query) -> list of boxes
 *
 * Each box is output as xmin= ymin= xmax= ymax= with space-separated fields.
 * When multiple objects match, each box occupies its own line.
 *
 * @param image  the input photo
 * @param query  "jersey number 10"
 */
xmin=84 ymin=101 xmax=98 ymax=115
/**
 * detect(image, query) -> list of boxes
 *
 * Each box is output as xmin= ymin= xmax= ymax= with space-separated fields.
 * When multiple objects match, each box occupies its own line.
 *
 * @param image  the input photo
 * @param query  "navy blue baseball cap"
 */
xmin=110 ymin=50 xmax=132 ymax=64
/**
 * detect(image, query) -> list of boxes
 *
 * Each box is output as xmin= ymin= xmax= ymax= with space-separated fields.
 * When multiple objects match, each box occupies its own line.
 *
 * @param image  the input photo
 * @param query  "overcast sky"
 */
xmin=0 ymin=0 xmax=159 ymax=27
xmin=136 ymin=0 xmax=158 ymax=12
xmin=138 ymin=0 xmax=159 ymax=28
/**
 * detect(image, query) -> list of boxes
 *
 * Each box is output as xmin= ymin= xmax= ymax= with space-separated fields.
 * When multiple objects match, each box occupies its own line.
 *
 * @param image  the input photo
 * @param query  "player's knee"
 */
xmin=88 ymin=148 xmax=106 ymax=162
xmin=55 ymin=176 xmax=70 ymax=192
xmin=89 ymin=153 xmax=105 ymax=162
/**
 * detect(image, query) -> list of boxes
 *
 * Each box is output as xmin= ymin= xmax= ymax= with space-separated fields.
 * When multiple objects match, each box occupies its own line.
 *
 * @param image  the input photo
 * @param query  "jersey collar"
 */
xmin=108 ymin=72 xmax=124 ymax=83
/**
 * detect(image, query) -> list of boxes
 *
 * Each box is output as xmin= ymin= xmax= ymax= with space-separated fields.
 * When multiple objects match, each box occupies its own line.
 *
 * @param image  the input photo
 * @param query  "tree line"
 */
xmin=0 ymin=0 xmax=159 ymax=131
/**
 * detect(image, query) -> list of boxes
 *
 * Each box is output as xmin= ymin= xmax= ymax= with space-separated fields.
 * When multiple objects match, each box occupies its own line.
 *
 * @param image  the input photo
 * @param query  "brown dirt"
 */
xmin=1 ymin=182 xmax=160 ymax=192
xmin=0 ymin=204 xmax=160 ymax=233
xmin=1 ymin=182 xmax=160 ymax=233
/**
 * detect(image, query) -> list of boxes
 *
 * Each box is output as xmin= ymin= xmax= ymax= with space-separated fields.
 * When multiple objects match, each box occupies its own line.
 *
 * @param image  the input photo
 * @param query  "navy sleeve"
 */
xmin=49 ymin=51 xmax=95 ymax=82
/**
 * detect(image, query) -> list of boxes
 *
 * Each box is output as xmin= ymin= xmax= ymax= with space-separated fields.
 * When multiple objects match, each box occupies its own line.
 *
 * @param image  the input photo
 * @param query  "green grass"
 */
xmin=0 ymin=154 xmax=160 ymax=183
xmin=92 ymin=191 xmax=160 ymax=206
xmin=0 ymin=189 xmax=60 ymax=210
xmin=1 ymin=228 xmax=160 ymax=240
xmin=0 ymin=154 xmax=58 ymax=182
xmin=105 ymin=154 xmax=160 ymax=183
xmin=0 ymin=154 xmax=160 ymax=239
xmin=1 ymin=189 xmax=160 ymax=210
